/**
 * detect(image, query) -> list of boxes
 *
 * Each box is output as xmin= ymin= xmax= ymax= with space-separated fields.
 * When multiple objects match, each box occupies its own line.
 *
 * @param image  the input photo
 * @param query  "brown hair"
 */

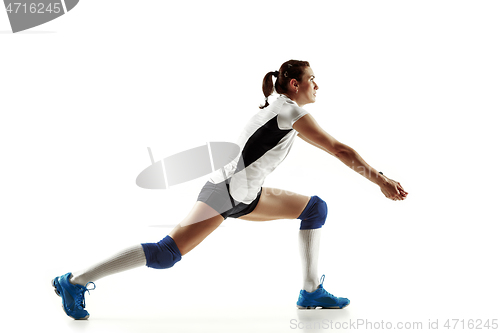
xmin=259 ymin=60 xmax=310 ymax=109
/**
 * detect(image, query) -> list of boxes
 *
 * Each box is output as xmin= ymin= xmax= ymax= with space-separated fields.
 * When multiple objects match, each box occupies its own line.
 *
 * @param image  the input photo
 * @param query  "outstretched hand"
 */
xmin=380 ymin=177 xmax=408 ymax=201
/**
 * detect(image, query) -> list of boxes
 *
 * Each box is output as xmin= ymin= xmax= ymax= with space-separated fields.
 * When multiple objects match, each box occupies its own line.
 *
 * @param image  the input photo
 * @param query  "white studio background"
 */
xmin=1 ymin=1 xmax=499 ymax=332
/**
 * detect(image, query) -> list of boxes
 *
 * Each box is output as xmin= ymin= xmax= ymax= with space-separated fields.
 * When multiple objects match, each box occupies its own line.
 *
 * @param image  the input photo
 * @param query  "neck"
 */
xmin=283 ymin=94 xmax=304 ymax=107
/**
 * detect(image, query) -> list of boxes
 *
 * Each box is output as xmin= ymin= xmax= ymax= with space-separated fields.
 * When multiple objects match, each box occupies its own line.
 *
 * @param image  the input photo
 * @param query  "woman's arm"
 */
xmin=297 ymin=132 xmax=330 ymax=154
xmin=293 ymin=114 xmax=407 ymax=200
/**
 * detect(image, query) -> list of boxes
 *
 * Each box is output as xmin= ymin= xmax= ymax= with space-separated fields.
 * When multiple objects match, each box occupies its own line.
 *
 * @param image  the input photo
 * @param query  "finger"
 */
xmin=397 ymin=186 xmax=408 ymax=195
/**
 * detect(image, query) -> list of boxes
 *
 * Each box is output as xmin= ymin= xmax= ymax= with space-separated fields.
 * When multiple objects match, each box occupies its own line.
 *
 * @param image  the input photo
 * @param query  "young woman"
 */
xmin=52 ymin=59 xmax=408 ymax=320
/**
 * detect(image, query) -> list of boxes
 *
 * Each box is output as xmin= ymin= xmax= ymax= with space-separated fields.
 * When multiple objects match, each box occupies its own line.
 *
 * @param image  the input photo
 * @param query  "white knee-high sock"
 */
xmin=69 ymin=244 xmax=147 ymax=286
xmin=299 ymin=229 xmax=321 ymax=292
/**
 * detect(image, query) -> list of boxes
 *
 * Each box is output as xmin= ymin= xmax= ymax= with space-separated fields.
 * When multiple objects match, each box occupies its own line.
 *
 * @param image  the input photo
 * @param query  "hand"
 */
xmin=380 ymin=177 xmax=408 ymax=201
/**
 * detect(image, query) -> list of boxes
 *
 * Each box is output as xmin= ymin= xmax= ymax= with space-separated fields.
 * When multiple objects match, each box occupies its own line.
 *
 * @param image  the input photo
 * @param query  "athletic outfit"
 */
xmin=197 ymin=94 xmax=309 ymax=218
xmin=52 ymin=94 xmax=349 ymax=320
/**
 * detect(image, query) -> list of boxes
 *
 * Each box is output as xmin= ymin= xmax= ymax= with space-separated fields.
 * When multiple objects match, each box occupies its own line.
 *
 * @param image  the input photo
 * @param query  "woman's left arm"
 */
xmin=294 ymin=114 xmax=408 ymax=200
xmin=297 ymin=133 xmax=330 ymax=153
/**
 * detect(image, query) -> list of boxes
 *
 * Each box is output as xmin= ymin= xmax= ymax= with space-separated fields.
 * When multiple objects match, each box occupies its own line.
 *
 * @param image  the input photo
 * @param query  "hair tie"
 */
xmin=272 ymin=71 xmax=279 ymax=78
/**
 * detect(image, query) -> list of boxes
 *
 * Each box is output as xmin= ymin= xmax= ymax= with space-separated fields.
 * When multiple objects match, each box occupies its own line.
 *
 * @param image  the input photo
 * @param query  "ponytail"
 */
xmin=259 ymin=71 xmax=279 ymax=109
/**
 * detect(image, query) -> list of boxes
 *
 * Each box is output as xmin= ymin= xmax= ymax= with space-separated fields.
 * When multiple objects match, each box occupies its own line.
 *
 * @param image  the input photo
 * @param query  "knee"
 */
xmin=141 ymin=235 xmax=182 ymax=269
xmin=298 ymin=195 xmax=328 ymax=230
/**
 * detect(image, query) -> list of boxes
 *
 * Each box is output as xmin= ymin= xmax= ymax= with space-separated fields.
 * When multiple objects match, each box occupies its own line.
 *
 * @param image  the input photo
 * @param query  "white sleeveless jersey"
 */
xmin=208 ymin=94 xmax=309 ymax=204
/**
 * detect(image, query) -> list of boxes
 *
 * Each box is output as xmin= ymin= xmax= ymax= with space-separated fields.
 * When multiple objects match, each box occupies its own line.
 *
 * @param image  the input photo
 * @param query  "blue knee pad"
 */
xmin=298 ymin=195 xmax=328 ymax=230
xmin=141 ymin=235 xmax=182 ymax=269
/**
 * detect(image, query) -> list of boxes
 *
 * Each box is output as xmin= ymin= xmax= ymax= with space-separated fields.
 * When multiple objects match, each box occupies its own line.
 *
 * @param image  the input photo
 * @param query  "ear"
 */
xmin=288 ymin=78 xmax=299 ymax=90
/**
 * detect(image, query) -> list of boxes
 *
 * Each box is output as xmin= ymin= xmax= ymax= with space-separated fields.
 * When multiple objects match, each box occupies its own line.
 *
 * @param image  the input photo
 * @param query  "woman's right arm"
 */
xmin=293 ymin=114 xmax=407 ymax=200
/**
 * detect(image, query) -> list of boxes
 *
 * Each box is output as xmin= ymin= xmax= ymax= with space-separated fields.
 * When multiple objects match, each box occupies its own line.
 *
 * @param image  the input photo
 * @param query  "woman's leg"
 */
xmin=239 ymin=187 xmax=324 ymax=293
xmin=239 ymin=187 xmax=311 ymax=221
xmin=168 ymin=201 xmax=225 ymax=255
xmin=54 ymin=201 xmax=224 ymax=319
xmin=69 ymin=244 xmax=147 ymax=286
xmin=70 ymin=201 xmax=223 ymax=285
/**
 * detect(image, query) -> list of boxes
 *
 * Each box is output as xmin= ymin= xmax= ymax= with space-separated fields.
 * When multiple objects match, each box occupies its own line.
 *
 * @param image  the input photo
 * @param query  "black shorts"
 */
xmin=196 ymin=180 xmax=262 ymax=219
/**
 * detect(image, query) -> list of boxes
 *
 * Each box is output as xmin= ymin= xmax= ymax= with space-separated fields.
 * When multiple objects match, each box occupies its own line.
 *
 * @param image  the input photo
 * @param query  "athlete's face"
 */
xmin=295 ymin=67 xmax=318 ymax=107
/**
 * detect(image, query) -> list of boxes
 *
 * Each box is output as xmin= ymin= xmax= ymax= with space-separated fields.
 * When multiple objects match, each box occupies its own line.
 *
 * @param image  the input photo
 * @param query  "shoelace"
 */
xmin=321 ymin=288 xmax=337 ymax=299
xmin=75 ymin=282 xmax=96 ymax=309
xmin=318 ymin=274 xmax=337 ymax=299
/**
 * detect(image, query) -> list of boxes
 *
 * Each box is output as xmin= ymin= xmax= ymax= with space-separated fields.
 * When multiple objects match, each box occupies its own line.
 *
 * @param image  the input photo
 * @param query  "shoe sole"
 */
xmin=297 ymin=303 xmax=350 ymax=310
xmin=51 ymin=278 xmax=89 ymax=320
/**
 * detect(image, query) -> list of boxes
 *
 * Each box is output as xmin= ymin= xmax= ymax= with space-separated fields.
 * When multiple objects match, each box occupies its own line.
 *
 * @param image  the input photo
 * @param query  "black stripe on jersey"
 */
xmin=235 ymin=115 xmax=292 ymax=173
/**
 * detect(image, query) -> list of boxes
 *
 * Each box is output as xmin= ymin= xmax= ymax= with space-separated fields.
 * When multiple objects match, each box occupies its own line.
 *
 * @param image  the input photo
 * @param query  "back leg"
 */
xmin=168 ymin=201 xmax=225 ymax=255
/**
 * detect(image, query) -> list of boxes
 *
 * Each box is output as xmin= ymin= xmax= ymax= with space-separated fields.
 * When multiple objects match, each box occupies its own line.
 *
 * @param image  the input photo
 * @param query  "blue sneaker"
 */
xmin=51 ymin=272 xmax=95 ymax=320
xmin=297 ymin=275 xmax=350 ymax=309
